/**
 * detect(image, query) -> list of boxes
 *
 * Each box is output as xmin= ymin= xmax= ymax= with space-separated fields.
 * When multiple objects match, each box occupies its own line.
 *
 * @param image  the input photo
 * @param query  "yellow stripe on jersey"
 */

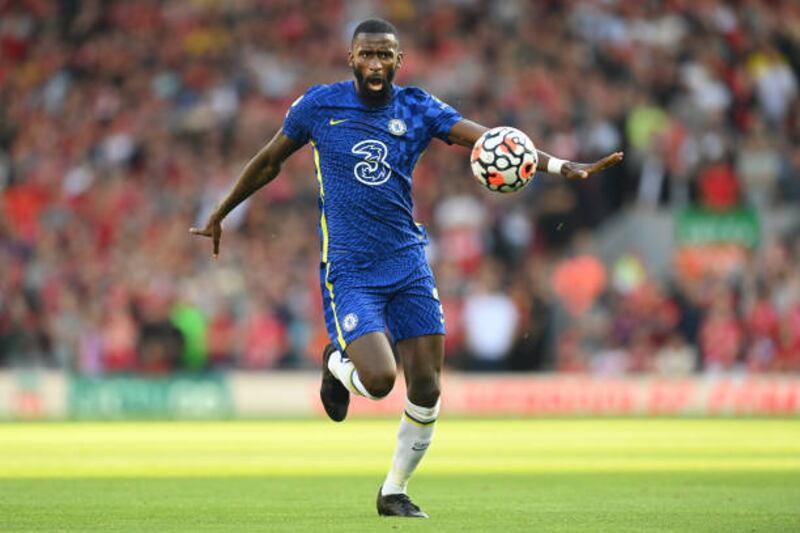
xmin=311 ymin=140 xmax=324 ymax=198
xmin=324 ymin=262 xmax=347 ymax=350
xmin=311 ymin=141 xmax=343 ymax=348
xmin=319 ymin=213 xmax=329 ymax=264
xmin=311 ymin=140 xmax=329 ymax=263
xmin=412 ymin=148 xmax=427 ymax=173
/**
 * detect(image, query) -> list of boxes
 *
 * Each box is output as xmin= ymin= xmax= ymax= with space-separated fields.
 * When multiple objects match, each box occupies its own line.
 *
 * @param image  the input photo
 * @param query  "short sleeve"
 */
xmin=282 ymin=89 xmax=318 ymax=145
xmin=422 ymin=92 xmax=463 ymax=144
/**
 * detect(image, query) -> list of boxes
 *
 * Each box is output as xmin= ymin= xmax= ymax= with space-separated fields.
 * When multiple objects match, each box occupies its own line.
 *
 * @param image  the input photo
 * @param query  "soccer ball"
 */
xmin=470 ymin=126 xmax=538 ymax=193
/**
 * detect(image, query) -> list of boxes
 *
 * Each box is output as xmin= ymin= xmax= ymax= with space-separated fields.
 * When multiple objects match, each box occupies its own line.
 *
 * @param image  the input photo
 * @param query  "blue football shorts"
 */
xmin=320 ymin=247 xmax=446 ymax=352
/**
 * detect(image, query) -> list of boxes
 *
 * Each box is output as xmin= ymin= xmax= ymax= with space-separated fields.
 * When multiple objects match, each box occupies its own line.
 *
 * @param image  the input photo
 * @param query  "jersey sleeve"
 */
xmin=282 ymin=88 xmax=319 ymax=145
xmin=421 ymin=91 xmax=463 ymax=144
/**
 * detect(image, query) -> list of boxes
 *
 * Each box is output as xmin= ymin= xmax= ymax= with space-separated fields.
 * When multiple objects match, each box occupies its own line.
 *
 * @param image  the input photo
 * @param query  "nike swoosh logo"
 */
xmin=329 ymin=118 xmax=349 ymax=126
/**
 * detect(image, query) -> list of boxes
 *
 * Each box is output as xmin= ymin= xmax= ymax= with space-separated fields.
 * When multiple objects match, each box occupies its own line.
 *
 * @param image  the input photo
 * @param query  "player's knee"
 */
xmin=408 ymin=379 xmax=440 ymax=407
xmin=362 ymin=370 xmax=395 ymax=399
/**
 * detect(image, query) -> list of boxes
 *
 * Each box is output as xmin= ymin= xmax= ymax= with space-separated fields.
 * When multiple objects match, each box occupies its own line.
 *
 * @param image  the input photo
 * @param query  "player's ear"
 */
xmin=347 ymin=48 xmax=355 ymax=68
xmin=396 ymin=50 xmax=403 ymax=69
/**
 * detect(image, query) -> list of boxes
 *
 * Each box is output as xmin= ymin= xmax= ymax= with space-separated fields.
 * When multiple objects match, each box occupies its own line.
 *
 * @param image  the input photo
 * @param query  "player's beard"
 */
xmin=353 ymin=67 xmax=395 ymax=107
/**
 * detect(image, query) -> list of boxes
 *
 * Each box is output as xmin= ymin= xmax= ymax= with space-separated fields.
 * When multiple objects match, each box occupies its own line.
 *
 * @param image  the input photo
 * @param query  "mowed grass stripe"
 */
xmin=0 ymin=420 xmax=798 ymax=532
xmin=0 ymin=419 xmax=798 ymax=478
xmin=1 ymin=473 xmax=798 ymax=532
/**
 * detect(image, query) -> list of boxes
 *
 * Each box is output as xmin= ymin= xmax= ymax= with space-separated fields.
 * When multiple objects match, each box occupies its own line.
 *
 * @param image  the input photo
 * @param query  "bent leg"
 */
xmin=319 ymin=263 xmax=396 ymax=400
xmin=328 ymin=332 xmax=396 ymax=399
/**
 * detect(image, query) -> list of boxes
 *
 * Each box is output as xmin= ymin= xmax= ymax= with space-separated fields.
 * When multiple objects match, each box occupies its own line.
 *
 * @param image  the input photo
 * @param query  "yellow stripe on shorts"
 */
xmin=324 ymin=262 xmax=347 ymax=350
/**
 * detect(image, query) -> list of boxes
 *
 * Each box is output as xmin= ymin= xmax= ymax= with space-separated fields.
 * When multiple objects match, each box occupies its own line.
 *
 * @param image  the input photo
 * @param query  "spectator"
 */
xmin=462 ymin=262 xmax=518 ymax=371
xmin=136 ymin=295 xmax=184 ymax=375
xmin=654 ymin=334 xmax=696 ymax=377
xmin=699 ymin=286 xmax=744 ymax=372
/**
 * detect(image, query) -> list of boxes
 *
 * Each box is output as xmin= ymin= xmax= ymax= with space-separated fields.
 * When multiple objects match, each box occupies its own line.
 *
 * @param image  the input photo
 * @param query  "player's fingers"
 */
xmin=189 ymin=227 xmax=211 ymax=238
xmin=212 ymin=227 xmax=221 ymax=258
xmin=588 ymin=152 xmax=624 ymax=174
xmin=600 ymin=152 xmax=624 ymax=168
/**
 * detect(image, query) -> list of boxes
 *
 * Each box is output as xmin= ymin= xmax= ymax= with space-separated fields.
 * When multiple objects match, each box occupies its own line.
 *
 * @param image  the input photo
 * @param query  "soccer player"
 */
xmin=191 ymin=18 xmax=623 ymax=517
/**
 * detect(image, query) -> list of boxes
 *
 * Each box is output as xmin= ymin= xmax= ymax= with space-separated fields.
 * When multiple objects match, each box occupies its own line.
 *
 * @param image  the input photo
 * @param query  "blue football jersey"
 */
xmin=282 ymin=80 xmax=463 ymax=269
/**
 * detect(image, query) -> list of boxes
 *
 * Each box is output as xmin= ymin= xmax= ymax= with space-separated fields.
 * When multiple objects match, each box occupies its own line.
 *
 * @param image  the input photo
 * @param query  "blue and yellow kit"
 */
xmin=282 ymin=80 xmax=462 ymax=350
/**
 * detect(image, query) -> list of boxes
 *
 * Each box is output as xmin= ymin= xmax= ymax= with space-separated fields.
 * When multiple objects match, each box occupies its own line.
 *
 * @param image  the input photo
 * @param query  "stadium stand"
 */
xmin=1 ymin=0 xmax=799 ymax=374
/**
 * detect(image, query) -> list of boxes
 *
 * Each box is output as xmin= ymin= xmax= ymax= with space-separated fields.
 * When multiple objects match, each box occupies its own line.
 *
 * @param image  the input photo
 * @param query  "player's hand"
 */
xmin=562 ymin=152 xmax=624 ymax=180
xmin=189 ymin=214 xmax=224 ymax=258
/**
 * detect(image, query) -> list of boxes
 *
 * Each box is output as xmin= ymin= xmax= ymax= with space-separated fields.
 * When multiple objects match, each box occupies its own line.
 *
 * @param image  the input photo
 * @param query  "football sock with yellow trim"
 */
xmin=381 ymin=397 xmax=440 ymax=496
xmin=326 ymin=349 xmax=376 ymax=400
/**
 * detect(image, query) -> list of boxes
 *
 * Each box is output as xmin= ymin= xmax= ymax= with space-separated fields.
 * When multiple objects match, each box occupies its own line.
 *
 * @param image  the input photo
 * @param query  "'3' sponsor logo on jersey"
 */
xmin=351 ymin=140 xmax=392 ymax=186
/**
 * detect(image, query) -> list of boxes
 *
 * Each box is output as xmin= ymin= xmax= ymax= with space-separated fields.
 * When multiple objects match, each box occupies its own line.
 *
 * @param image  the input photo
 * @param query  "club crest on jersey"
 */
xmin=342 ymin=313 xmax=358 ymax=332
xmin=388 ymin=119 xmax=407 ymax=136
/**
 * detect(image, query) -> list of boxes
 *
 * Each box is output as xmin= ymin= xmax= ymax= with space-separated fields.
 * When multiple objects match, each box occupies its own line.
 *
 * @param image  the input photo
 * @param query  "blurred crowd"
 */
xmin=1 ymin=0 xmax=799 ymax=375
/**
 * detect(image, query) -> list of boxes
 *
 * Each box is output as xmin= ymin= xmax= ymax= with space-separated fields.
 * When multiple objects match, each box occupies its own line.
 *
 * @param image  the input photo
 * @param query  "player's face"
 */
xmin=348 ymin=33 xmax=402 ymax=106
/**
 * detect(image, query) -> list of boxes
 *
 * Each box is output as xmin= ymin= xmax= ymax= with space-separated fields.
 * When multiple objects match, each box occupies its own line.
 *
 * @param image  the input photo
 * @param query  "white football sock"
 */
xmin=381 ymin=397 xmax=440 ymax=496
xmin=326 ymin=349 xmax=376 ymax=400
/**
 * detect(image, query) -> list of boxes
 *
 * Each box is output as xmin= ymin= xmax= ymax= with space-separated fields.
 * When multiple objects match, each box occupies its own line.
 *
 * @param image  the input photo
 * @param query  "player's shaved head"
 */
xmin=351 ymin=18 xmax=398 ymax=43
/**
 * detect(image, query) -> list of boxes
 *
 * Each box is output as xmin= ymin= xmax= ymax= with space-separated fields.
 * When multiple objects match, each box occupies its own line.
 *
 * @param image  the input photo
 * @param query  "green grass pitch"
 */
xmin=1 ymin=419 xmax=798 ymax=532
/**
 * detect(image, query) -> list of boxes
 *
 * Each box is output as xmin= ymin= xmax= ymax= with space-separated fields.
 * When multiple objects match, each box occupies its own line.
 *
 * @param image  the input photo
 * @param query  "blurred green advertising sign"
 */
xmin=675 ymin=206 xmax=760 ymax=248
xmin=68 ymin=375 xmax=232 ymax=419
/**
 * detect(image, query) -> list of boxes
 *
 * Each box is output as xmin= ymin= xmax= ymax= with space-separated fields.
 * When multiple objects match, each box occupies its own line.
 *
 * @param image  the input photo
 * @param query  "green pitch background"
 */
xmin=1 ymin=419 xmax=798 ymax=532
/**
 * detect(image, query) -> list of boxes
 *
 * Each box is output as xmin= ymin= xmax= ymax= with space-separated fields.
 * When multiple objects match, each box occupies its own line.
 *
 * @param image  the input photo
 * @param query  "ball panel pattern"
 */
xmin=470 ymin=127 xmax=538 ymax=193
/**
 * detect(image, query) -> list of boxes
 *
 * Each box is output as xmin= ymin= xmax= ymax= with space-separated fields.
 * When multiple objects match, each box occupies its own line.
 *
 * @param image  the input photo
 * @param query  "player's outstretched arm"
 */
xmin=447 ymin=119 xmax=624 ymax=180
xmin=537 ymin=149 xmax=625 ymax=180
xmin=190 ymin=131 xmax=302 ymax=258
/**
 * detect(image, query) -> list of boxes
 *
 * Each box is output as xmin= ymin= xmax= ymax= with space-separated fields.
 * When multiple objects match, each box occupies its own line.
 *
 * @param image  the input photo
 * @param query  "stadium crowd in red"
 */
xmin=1 ymin=0 xmax=799 ymax=374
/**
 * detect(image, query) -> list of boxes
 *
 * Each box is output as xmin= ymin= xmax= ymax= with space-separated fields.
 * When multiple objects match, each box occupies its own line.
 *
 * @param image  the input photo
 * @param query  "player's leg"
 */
xmin=326 ymin=331 xmax=397 ymax=399
xmin=376 ymin=335 xmax=442 ymax=518
xmin=381 ymin=334 xmax=443 ymax=493
xmin=319 ymin=266 xmax=397 ymax=420
xmin=378 ymin=271 xmax=445 ymax=518
xmin=400 ymin=334 xmax=443 ymax=408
